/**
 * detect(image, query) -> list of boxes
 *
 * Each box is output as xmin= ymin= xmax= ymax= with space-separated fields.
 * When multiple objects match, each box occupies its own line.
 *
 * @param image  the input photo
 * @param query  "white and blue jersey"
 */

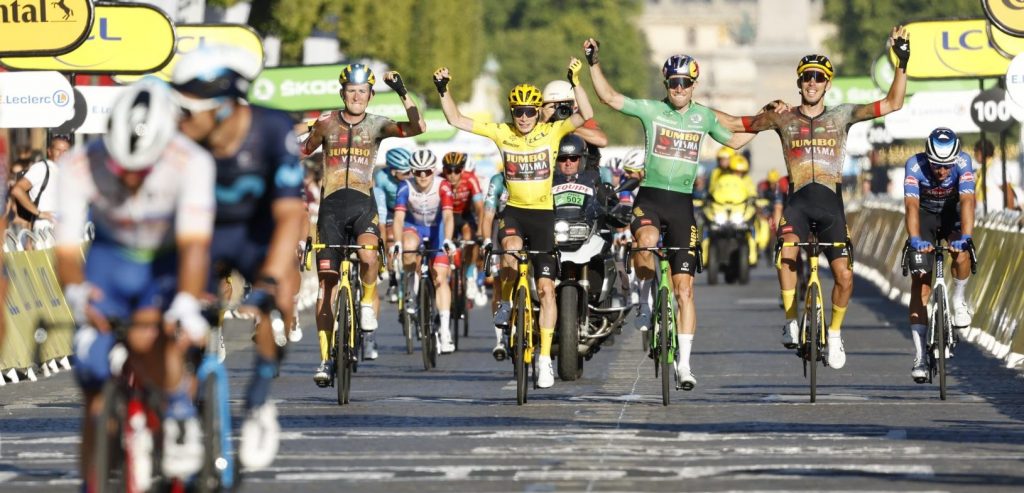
xmin=903 ymin=151 xmax=975 ymax=214
xmin=395 ymin=177 xmax=453 ymax=252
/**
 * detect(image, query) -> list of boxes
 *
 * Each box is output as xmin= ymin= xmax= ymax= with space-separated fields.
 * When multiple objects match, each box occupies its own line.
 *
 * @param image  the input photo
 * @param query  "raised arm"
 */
xmin=433 ymin=67 xmax=477 ymax=132
xmin=853 ymin=25 xmax=909 ymax=121
xmin=383 ymin=71 xmax=426 ymax=137
xmin=567 ymin=57 xmax=594 ymax=128
xmin=584 ymin=38 xmax=625 ymax=111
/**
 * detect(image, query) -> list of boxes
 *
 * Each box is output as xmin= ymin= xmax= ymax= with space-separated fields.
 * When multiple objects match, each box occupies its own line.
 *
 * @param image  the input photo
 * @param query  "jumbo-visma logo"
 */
xmin=0 ymin=0 xmax=93 ymax=57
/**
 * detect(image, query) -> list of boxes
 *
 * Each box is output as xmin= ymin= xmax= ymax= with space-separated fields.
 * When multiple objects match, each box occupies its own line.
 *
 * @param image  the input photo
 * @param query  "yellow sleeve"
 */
xmin=471 ymin=121 xmax=503 ymax=140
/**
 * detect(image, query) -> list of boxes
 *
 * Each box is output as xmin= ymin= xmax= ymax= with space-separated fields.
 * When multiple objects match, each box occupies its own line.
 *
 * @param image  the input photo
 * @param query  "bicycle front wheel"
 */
xmin=93 ymin=381 xmax=125 ymax=493
xmin=659 ymin=287 xmax=671 ymax=406
xmin=934 ymin=286 xmax=948 ymax=400
xmin=198 ymin=372 xmax=226 ymax=493
xmin=515 ymin=288 xmax=528 ymax=405
xmin=452 ymin=264 xmax=462 ymax=351
xmin=337 ymin=286 xmax=352 ymax=405
xmin=807 ymin=283 xmax=820 ymax=403
xmin=419 ymin=275 xmax=435 ymax=370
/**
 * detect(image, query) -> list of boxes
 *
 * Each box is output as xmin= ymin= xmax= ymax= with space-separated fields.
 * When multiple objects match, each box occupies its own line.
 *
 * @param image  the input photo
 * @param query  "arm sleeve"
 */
xmin=469 ymin=174 xmax=484 ymax=202
xmin=440 ymin=180 xmax=454 ymax=210
xmin=903 ymin=157 xmax=921 ymax=198
xmin=470 ymin=121 xmax=502 ymax=140
xmin=708 ymin=110 xmax=736 ymax=145
xmin=55 ymin=152 xmax=94 ymax=247
xmin=618 ymin=96 xmax=648 ymax=118
xmin=177 ymin=146 xmax=216 ymax=239
xmin=373 ymin=185 xmax=389 ymax=223
xmin=22 ymin=162 xmax=45 ymax=192
xmin=957 ymin=152 xmax=976 ymax=195
xmin=484 ymin=174 xmax=505 ymax=211
xmin=394 ymin=182 xmax=410 ymax=212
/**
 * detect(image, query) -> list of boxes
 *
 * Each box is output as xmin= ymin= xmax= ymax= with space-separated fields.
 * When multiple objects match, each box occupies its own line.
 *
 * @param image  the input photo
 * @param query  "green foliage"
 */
xmin=822 ymin=0 xmax=984 ymax=75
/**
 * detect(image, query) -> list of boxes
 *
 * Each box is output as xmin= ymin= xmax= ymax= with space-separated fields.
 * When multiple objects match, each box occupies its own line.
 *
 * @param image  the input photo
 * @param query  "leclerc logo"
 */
xmin=53 ymin=89 xmax=69 ymax=106
xmin=3 ymin=90 xmax=70 ymax=105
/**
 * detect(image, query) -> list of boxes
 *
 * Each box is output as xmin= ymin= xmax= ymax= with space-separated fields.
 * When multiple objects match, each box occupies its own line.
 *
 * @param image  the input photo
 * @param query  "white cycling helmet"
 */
xmin=409 ymin=149 xmax=437 ymax=171
xmin=104 ymin=79 xmax=179 ymax=171
xmin=542 ymin=80 xmax=575 ymax=103
xmin=623 ymin=148 xmax=646 ymax=173
xmin=171 ymin=45 xmax=262 ymax=108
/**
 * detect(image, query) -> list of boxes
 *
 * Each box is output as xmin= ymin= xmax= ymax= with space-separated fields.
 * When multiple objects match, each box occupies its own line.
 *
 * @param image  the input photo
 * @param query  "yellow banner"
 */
xmin=0 ymin=3 xmax=175 ymax=74
xmin=116 ymin=24 xmax=264 ymax=83
xmin=889 ymin=19 xmax=1010 ymax=79
xmin=988 ymin=21 xmax=1024 ymax=58
xmin=0 ymin=0 xmax=93 ymax=57
xmin=984 ymin=0 xmax=1024 ymax=36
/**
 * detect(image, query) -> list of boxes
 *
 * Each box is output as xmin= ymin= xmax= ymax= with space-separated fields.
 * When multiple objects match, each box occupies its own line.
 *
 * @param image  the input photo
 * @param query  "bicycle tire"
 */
xmin=807 ymin=283 xmax=820 ymax=403
xmin=419 ymin=275 xmax=435 ymax=370
xmin=198 ymin=372 xmax=224 ymax=493
xmin=452 ymin=264 xmax=462 ymax=351
xmin=935 ymin=286 xmax=948 ymax=400
xmin=515 ymin=287 xmax=528 ymax=405
xmin=337 ymin=286 xmax=352 ymax=405
xmin=659 ymin=287 xmax=671 ymax=406
xmin=403 ymin=309 xmax=414 ymax=355
xmin=93 ymin=381 xmax=124 ymax=493
xmin=557 ymin=287 xmax=581 ymax=381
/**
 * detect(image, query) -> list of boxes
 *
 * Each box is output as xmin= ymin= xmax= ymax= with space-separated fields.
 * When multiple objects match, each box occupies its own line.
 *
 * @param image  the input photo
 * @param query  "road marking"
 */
xmin=0 ymin=472 xmax=15 ymax=483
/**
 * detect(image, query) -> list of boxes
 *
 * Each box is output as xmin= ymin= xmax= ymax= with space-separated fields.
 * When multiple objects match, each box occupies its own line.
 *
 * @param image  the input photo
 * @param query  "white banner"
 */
xmin=75 ymin=86 xmax=128 ymax=135
xmin=0 ymin=72 xmax=75 ymax=129
xmin=884 ymin=90 xmax=980 ymax=139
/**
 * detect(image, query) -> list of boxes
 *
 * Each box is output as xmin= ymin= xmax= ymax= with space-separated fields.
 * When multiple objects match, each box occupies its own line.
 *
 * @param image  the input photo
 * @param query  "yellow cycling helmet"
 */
xmin=717 ymin=147 xmax=736 ymax=160
xmin=767 ymin=168 xmax=780 ymax=183
xmin=508 ymin=83 xmax=543 ymax=107
xmin=728 ymin=154 xmax=749 ymax=173
xmin=339 ymin=63 xmax=376 ymax=86
xmin=797 ymin=54 xmax=834 ymax=80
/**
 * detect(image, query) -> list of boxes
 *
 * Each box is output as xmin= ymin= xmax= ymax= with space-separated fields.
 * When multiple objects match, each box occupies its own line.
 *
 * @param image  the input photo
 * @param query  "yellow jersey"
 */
xmin=471 ymin=119 xmax=575 ymax=210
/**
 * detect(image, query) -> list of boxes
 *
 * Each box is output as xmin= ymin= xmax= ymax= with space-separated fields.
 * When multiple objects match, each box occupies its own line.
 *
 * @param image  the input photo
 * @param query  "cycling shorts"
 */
xmin=496 ymin=206 xmax=556 ymax=280
xmin=908 ymin=202 xmax=962 ymax=275
xmin=208 ymin=221 xmax=269 ymax=292
xmin=453 ymin=209 xmax=477 ymax=235
xmin=317 ymin=189 xmax=381 ymax=272
xmin=630 ymin=187 xmax=700 ymax=275
xmin=776 ymin=183 xmax=851 ymax=262
xmin=404 ymin=222 xmax=450 ymax=267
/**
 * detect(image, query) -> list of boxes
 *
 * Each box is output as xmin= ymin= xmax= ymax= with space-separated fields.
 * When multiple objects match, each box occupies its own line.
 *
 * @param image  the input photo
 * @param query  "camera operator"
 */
xmin=542 ymin=80 xmax=608 ymax=175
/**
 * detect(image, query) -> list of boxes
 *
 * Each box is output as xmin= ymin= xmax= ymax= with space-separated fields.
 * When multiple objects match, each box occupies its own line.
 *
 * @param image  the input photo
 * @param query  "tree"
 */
xmin=823 ymin=0 xmax=984 ymax=75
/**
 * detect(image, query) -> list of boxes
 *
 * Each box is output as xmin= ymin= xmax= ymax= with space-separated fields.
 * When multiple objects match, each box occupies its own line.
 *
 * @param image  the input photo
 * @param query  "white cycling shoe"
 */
xmin=911 ymin=359 xmax=928 ymax=384
xmin=162 ymin=417 xmax=203 ymax=478
xmin=537 ymin=356 xmax=555 ymax=389
xmin=240 ymin=401 xmax=280 ymax=470
xmin=781 ymin=319 xmax=799 ymax=349
xmin=826 ymin=334 xmax=846 ymax=369
xmin=952 ymin=299 xmax=973 ymax=328
xmin=675 ymin=363 xmax=697 ymax=391
xmin=439 ymin=326 xmax=456 ymax=354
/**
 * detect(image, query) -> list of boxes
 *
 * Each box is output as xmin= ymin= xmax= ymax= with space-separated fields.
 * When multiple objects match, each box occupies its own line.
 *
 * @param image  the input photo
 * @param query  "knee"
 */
xmin=537 ymin=281 xmax=555 ymax=301
xmin=834 ymin=267 xmax=853 ymax=288
xmin=674 ymin=282 xmax=694 ymax=302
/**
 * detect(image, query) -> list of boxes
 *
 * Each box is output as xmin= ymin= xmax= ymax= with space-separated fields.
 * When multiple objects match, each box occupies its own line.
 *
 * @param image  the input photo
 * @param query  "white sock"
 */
xmin=439 ymin=311 xmax=451 ymax=336
xmin=676 ymin=333 xmax=694 ymax=370
xmin=494 ymin=326 xmax=503 ymax=345
xmin=952 ymin=277 xmax=968 ymax=304
xmin=911 ymin=323 xmax=927 ymax=362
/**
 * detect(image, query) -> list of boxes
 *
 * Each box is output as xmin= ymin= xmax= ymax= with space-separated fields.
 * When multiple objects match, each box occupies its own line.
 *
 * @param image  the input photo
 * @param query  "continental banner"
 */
xmin=0 ymin=0 xmax=93 ymax=57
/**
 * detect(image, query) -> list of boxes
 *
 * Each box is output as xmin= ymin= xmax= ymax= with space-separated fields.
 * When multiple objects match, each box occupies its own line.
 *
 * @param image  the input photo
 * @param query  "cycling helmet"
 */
xmin=508 ymin=83 xmax=543 ymax=107
xmin=716 ymin=147 xmax=736 ymax=160
xmin=339 ymin=63 xmax=376 ymax=86
xmin=728 ymin=154 xmax=750 ymax=173
xmin=797 ymin=54 xmax=834 ymax=79
xmin=104 ymin=80 xmax=179 ymax=171
xmin=767 ymin=168 xmax=781 ymax=183
xmin=385 ymin=148 xmax=413 ymax=172
xmin=623 ymin=148 xmax=645 ymax=173
xmin=442 ymin=151 xmax=468 ymax=169
xmin=557 ymin=134 xmax=587 ymax=158
xmin=542 ymin=80 xmax=575 ymax=103
xmin=409 ymin=149 xmax=437 ymax=171
xmin=171 ymin=46 xmax=261 ymax=101
xmin=925 ymin=127 xmax=961 ymax=165
xmin=662 ymin=55 xmax=699 ymax=80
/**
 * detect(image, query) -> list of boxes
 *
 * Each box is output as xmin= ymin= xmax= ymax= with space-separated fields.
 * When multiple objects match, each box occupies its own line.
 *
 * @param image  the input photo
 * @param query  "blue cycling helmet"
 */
xmin=925 ymin=127 xmax=961 ymax=165
xmin=662 ymin=55 xmax=699 ymax=80
xmin=386 ymin=147 xmax=412 ymax=172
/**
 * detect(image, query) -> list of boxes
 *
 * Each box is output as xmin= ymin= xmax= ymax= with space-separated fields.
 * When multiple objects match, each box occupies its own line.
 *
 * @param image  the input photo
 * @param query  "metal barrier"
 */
xmin=848 ymin=197 xmax=1024 ymax=369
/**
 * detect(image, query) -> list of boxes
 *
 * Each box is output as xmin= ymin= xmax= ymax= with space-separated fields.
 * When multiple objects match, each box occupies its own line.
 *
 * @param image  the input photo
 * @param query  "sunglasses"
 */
xmin=665 ymin=77 xmax=694 ymax=90
xmin=557 ymin=155 xmax=581 ymax=163
xmin=800 ymin=71 xmax=829 ymax=83
xmin=930 ymin=162 xmax=953 ymax=169
xmin=511 ymin=107 xmax=538 ymax=118
xmin=413 ymin=170 xmax=433 ymax=177
xmin=443 ymin=167 xmax=463 ymax=174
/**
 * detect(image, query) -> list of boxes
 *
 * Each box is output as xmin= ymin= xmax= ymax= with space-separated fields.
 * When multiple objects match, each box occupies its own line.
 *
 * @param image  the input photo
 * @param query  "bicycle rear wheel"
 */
xmin=93 ymin=381 xmax=125 ymax=493
xmin=198 ymin=372 xmax=225 ymax=493
xmin=659 ymin=287 xmax=671 ymax=406
xmin=515 ymin=288 xmax=528 ymax=405
xmin=337 ymin=286 xmax=352 ymax=405
xmin=807 ymin=283 xmax=820 ymax=403
xmin=934 ymin=287 xmax=948 ymax=400
xmin=452 ymin=264 xmax=462 ymax=351
xmin=419 ymin=275 xmax=435 ymax=370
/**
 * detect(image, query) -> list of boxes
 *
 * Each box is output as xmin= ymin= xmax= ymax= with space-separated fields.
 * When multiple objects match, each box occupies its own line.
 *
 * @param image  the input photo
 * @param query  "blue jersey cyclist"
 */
xmin=391 ymin=150 xmax=458 ymax=353
xmin=374 ymin=147 xmax=413 ymax=302
xmin=903 ymin=127 xmax=976 ymax=383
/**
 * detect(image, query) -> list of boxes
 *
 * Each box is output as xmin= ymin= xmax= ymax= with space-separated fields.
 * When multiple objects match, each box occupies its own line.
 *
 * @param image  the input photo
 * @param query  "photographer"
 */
xmin=542 ymin=80 xmax=608 ymax=174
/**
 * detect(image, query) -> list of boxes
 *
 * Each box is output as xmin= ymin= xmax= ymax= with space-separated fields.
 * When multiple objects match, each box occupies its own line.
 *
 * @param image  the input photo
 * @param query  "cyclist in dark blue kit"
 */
xmin=172 ymin=46 xmax=306 ymax=470
xmin=903 ymin=127 xmax=976 ymax=382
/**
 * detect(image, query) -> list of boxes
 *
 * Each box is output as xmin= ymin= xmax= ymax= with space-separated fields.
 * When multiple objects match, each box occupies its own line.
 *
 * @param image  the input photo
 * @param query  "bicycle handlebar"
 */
xmin=900 ymin=239 xmax=978 ymax=277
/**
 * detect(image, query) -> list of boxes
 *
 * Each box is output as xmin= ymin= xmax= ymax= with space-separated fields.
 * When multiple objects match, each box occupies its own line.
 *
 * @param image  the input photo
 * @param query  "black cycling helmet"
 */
xmin=557 ymin=134 xmax=587 ymax=158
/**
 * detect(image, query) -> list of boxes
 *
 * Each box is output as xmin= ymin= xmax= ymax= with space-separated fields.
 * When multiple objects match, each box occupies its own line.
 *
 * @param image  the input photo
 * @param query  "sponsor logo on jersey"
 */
xmin=503 ymin=149 xmax=550 ymax=181
xmin=652 ymin=123 xmax=701 ymax=161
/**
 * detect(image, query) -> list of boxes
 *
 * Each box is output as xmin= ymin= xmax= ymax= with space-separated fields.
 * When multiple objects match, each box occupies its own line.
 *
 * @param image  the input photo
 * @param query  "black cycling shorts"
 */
xmin=908 ymin=201 xmax=962 ymax=275
xmin=453 ymin=209 xmax=477 ymax=236
xmin=629 ymin=187 xmax=699 ymax=275
xmin=777 ymin=183 xmax=851 ymax=262
xmin=496 ymin=206 xmax=556 ymax=280
xmin=317 ymin=189 xmax=380 ymax=272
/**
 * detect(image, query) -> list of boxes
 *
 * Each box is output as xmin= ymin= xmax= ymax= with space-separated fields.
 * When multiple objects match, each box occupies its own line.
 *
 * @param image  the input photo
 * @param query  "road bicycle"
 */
xmin=450 ymin=239 xmax=479 ymax=349
xmin=411 ymin=244 xmax=453 ymax=370
xmin=393 ymin=253 xmax=415 ymax=355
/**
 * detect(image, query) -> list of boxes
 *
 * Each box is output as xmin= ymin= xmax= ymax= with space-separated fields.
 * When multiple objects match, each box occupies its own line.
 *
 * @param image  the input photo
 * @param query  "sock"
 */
xmin=952 ymin=277 xmax=968 ymax=304
xmin=782 ymin=289 xmax=797 ymax=320
xmin=360 ymin=280 xmax=376 ymax=305
xmin=677 ymin=333 xmax=694 ymax=370
xmin=318 ymin=330 xmax=329 ymax=361
xmin=829 ymin=305 xmax=847 ymax=334
xmin=246 ymin=354 xmax=278 ymax=410
xmin=639 ymin=278 xmax=654 ymax=313
xmin=495 ymin=326 xmax=504 ymax=345
xmin=439 ymin=311 xmax=451 ymax=337
xmin=539 ymin=327 xmax=554 ymax=358
xmin=910 ymin=323 xmax=927 ymax=362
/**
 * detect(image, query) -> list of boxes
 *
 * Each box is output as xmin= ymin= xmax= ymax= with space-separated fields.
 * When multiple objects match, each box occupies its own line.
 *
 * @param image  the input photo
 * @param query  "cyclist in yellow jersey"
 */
xmin=434 ymin=58 xmax=594 ymax=388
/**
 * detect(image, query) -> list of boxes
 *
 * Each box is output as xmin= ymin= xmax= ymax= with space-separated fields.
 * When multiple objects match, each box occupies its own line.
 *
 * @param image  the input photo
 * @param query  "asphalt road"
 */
xmin=2 ymin=266 xmax=1024 ymax=492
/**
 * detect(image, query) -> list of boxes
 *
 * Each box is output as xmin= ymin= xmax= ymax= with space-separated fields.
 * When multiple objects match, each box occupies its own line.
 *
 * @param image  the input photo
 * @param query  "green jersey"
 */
xmin=620 ymin=97 xmax=733 ymax=194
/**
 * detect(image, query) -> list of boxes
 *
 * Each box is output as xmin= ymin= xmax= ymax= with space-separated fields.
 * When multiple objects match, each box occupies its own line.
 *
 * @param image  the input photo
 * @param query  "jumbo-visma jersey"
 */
xmin=471 ymin=119 xmax=575 ymax=210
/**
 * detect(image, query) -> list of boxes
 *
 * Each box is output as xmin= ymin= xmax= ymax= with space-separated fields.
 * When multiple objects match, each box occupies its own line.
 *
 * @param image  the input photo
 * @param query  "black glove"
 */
xmin=585 ymin=40 xmax=600 ymax=66
xmin=434 ymin=75 xmax=450 ymax=96
xmin=596 ymin=182 xmax=616 ymax=207
xmin=892 ymin=36 xmax=910 ymax=71
xmin=385 ymin=72 xmax=408 ymax=98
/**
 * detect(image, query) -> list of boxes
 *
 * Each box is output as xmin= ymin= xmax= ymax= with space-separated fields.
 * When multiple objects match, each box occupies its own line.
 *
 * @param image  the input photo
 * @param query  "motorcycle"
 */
xmin=700 ymin=174 xmax=758 ymax=285
xmin=553 ymin=177 xmax=638 ymax=381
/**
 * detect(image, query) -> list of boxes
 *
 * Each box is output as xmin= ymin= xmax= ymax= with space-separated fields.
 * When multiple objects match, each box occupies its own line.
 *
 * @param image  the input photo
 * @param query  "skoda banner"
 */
xmin=116 ymin=24 xmax=264 ymax=83
xmin=0 ymin=71 xmax=75 ymax=128
xmin=0 ymin=2 xmax=175 ymax=74
xmin=248 ymin=64 xmax=422 ymax=115
xmin=889 ymin=19 xmax=1011 ymax=79
xmin=983 ymin=0 xmax=1024 ymax=37
xmin=0 ymin=0 xmax=93 ymax=57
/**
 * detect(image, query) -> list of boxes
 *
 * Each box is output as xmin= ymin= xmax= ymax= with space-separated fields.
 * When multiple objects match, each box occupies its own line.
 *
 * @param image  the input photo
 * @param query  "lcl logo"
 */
xmin=939 ymin=29 xmax=991 ymax=51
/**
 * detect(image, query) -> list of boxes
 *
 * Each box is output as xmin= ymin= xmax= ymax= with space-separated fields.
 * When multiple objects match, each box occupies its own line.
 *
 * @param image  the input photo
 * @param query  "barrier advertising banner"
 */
xmin=115 ymin=23 xmax=264 ymax=83
xmin=0 ymin=71 xmax=75 ymax=128
xmin=889 ymin=19 xmax=1011 ymax=79
xmin=0 ymin=0 xmax=93 ymax=57
xmin=249 ymin=64 xmax=422 ymax=114
xmin=74 ymin=85 xmax=125 ymax=134
xmin=983 ymin=0 xmax=1024 ymax=37
xmin=0 ymin=2 xmax=175 ymax=74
